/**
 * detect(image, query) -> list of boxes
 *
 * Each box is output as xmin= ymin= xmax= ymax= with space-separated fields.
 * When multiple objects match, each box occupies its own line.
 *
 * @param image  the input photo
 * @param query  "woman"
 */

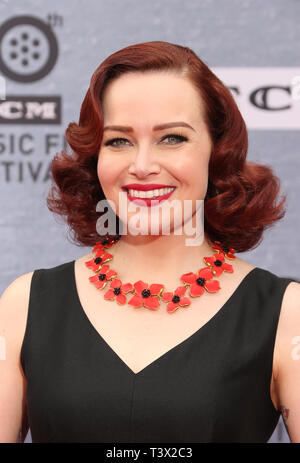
xmin=0 ymin=41 xmax=299 ymax=443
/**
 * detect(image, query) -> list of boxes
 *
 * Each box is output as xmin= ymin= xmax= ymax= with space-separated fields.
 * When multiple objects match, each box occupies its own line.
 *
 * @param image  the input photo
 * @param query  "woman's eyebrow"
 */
xmin=103 ymin=121 xmax=196 ymax=133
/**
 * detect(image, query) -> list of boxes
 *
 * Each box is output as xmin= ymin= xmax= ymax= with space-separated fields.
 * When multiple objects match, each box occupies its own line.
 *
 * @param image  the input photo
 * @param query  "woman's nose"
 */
xmin=128 ymin=147 xmax=161 ymax=178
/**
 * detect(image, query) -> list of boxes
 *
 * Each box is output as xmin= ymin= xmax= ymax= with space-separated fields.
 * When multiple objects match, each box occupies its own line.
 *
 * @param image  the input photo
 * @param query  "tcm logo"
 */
xmin=0 ymin=15 xmax=59 ymax=83
xmin=0 ymin=95 xmax=61 ymax=124
xmin=0 ymin=15 xmax=61 ymax=124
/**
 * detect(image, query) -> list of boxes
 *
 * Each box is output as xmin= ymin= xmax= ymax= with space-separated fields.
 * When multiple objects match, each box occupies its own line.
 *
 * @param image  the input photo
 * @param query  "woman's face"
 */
xmin=97 ymin=71 xmax=213 ymax=236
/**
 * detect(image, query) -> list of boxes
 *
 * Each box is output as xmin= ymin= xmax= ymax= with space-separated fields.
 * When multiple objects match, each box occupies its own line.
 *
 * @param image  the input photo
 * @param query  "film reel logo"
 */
xmin=0 ymin=15 xmax=58 ymax=83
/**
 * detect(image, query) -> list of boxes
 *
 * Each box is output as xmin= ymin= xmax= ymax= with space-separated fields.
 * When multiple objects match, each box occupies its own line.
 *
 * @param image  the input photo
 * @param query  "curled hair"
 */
xmin=47 ymin=40 xmax=286 ymax=252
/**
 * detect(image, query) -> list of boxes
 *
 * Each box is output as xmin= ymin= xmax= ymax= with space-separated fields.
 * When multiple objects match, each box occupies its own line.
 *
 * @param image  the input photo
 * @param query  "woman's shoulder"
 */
xmin=275 ymin=278 xmax=300 ymax=345
xmin=234 ymin=255 xmax=298 ymax=284
xmin=0 ymin=254 xmax=88 ymax=325
xmin=271 ymin=276 xmax=300 ymax=423
xmin=232 ymin=256 xmax=256 ymax=273
xmin=75 ymin=252 xmax=94 ymax=266
xmin=0 ymin=272 xmax=35 ymax=359
xmin=0 ymin=254 xmax=92 ymax=358
xmin=0 ymin=271 xmax=34 ymax=314
xmin=1 ymin=253 xmax=94 ymax=300
xmin=235 ymin=256 xmax=300 ymax=329
xmin=233 ymin=255 xmax=299 ymax=324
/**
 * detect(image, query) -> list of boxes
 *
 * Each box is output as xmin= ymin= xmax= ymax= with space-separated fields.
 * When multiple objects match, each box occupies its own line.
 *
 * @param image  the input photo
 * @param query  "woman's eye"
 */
xmin=161 ymin=134 xmax=187 ymax=144
xmin=104 ymin=133 xmax=187 ymax=147
xmin=104 ymin=137 xmax=130 ymax=147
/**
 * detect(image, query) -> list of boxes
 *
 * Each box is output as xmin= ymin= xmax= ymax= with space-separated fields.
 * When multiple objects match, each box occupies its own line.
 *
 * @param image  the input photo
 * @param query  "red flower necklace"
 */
xmin=85 ymin=239 xmax=236 ymax=314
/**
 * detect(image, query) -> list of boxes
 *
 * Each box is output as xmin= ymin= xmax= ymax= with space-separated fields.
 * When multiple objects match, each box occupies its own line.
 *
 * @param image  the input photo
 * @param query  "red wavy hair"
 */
xmin=47 ymin=40 xmax=286 ymax=252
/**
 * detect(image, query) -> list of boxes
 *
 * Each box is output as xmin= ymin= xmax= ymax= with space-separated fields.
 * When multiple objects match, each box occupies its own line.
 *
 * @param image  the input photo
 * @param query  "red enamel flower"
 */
xmin=128 ymin=281 xmax=164 ymax=310
xmin=103 ymin=279 xmax=134 ymax=305
xmin=204 ymin=252 xmax=233 ymax=277
xmin=181 ymin=267 xmax=221 ymax=296
xmin=92 ymin=242 xmax=105 ymax=253
xmin=85 ymin=248 xmax=113 ymax=272
xmin=88 ymin=264 xmax=118 ymax=289
xmin=92 ymin=239 xmax=118 ymax=253
xmin=162 ymin=286 xmax=191 ymax=313
xmin=212 ymin=241 xmax=236 ymax=259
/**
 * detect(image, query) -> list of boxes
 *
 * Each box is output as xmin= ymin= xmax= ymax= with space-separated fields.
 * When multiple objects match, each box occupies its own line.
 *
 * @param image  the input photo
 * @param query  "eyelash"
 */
xmin=104 ymin=133 xmax=188 ymax=147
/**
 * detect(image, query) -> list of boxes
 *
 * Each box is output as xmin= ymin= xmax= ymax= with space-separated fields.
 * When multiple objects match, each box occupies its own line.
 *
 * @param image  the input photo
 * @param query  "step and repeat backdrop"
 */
xmin=0 ymin=0 xmax=299 ymax=444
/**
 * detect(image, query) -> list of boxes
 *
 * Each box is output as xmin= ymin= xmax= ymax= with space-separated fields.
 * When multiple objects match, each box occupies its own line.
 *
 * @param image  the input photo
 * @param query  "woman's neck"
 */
xmin=109 ymin=232 xmax=215 ymax=279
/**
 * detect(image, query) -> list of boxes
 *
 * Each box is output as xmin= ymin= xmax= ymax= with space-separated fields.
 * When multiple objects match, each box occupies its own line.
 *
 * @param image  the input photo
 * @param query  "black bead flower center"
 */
xmin=141 ymin=289 xmax=151 ymax=298
xmin=98 ymin=273 xmax=106 ymax=281
xmin=214 ymin=260 xmax=222 ymax=267
xmin=172 ymin=295 xmax=180 ymax=303
xmin=196 ymin=277 xmax=206 ymax=286
xmin=222 ymin=246 xmax=230 ymax=253
xmin=94 ymin=257 xmax=102 ymax=264
xmin=113 ymin=287 xmax=121 ymax=295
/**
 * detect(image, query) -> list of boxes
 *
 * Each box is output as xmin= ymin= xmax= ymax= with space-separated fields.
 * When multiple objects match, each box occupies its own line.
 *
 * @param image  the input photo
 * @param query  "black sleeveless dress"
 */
xmin=20 ymin=260 xmax=294 ymax=443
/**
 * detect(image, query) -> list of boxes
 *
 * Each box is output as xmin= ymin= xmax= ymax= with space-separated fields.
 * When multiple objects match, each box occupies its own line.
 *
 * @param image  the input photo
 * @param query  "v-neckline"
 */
xmin=71 ymin=261 xmax=258 ymax=378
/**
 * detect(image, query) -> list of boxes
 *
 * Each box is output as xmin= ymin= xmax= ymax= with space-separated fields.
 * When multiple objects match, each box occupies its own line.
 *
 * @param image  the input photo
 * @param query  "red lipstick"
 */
xmin=121 ymin=184 xmax=176 ymax=207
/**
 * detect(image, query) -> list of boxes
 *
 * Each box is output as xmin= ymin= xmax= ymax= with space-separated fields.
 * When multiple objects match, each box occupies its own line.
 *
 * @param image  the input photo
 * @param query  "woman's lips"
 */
xmin=125 ymin=188 xmax=176 ymax=207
